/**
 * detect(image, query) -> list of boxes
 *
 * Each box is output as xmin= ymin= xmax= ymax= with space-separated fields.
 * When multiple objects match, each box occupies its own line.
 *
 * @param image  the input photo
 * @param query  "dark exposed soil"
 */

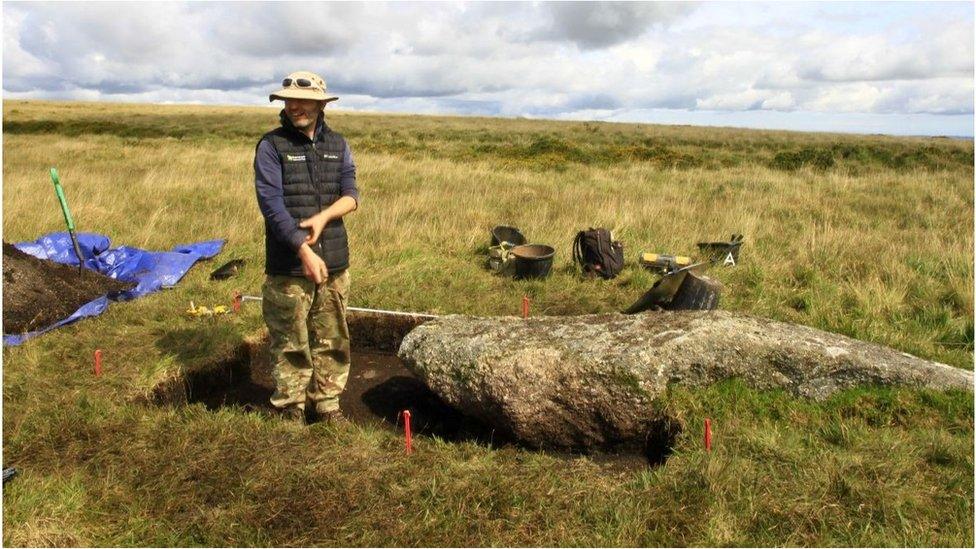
xmin=2 ymin=242 xmax=133 ymax=334
xmin=148 ymin=313 xmax=674 ymax=470
xmin=347 ymin=310 xmax=434 ymax=353
xmin=157 ymin=344 xmax=510 ymax=446
xmin=151 ymin=347 xmax=672 ymax=471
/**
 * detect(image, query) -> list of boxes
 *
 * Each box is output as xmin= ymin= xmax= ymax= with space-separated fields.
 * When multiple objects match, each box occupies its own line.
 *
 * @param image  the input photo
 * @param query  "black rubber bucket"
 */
xmin=490 ymin=225 xmax=527 ymax=247
xmin=697 ymin=234 xmax=744 ymax=264
xmin=511 ymin=244 xmax=555 ymax=279
xmin=697 ymin=241 xmax=742 ymax=263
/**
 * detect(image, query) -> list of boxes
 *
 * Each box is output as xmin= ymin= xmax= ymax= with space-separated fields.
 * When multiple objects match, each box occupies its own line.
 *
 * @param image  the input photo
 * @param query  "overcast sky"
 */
xmin=4 ymin=1 xmax=974 ymax=136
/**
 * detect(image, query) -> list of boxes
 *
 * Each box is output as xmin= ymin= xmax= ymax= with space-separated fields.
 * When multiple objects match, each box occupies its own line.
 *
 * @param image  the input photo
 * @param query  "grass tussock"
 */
xmin=2 ymin=100 xmax=973 ymax=546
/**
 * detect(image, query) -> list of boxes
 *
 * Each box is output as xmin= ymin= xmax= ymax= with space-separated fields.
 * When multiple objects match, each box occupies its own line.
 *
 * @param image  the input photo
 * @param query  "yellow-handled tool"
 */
xmin=639 ymin=252 xmax=693 ymax=274
xmin=186 ymin=302 xmax=230 ymax=317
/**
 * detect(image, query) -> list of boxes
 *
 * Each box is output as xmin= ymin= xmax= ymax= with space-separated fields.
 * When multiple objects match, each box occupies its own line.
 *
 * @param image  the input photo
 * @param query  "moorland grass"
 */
xmin=2 ymin=100 xmax=973 ymax=546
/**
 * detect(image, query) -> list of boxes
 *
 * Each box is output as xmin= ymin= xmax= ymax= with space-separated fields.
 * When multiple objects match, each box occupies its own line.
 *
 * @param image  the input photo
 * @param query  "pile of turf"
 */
xmin=2 ymin=242 xmax=133 ymax=334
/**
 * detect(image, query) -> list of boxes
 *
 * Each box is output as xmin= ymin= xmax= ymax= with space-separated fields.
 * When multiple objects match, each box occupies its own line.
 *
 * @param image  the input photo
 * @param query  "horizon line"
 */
xmin=4 ymin=97 xmax=973 ymax=140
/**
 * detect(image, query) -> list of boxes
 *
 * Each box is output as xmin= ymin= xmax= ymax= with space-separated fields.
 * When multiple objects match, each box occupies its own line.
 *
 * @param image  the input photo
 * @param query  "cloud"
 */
xmin=696 ymin=89 xmax=766 ymax=111
xmin=533 ymin=1 xmax=697 ymax=49
xmin=204 ymin=2 xmax=372 ymax=58
xmin=794 ymin=24 xmax=973 ymax=83
xmin=634 ymin=16 xmax=974 ymax=116
xmin=2 ymin=0 xmax=973 ymax=136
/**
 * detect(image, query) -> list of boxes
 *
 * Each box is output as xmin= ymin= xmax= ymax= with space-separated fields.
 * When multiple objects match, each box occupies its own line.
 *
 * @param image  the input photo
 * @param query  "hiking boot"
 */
xmin=316 ymin=408 xmax=348 ymax=425
xmin=279 ymin=405 xmax=306 ymax=424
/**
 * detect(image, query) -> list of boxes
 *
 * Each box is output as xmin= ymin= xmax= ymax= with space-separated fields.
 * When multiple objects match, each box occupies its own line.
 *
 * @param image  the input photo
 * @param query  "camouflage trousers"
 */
xmin=262 ymin=270 xmax=350 ymax=414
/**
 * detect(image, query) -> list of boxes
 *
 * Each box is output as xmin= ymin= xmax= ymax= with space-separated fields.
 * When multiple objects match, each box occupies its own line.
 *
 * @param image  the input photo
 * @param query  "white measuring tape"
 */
xmin=237 ymin=295 xmax=438 ymax=319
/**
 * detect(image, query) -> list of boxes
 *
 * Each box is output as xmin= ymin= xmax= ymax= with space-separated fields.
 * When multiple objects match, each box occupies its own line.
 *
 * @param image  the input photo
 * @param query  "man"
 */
xmin=254 ymin=70 xmax=359 ymax=424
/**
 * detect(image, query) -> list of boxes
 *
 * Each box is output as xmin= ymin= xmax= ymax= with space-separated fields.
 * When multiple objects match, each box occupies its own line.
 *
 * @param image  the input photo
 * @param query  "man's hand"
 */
xmin=299 ymin=213 xmax=329 ymax=246
xmin=299 ymin=197 xmax=357 ymax=245
xmin=298 ymin=243 xmax=328 ymax=284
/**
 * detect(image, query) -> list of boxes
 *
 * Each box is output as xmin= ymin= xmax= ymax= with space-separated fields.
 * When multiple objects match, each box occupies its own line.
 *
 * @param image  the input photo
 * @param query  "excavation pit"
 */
xmin=150 ymin=311 xmax=678 ymax=469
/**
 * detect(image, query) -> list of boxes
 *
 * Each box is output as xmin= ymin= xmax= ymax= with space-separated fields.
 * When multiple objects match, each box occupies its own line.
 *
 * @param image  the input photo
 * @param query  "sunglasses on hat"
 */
xmin=282 ymin=78 xmax=314 ymax=88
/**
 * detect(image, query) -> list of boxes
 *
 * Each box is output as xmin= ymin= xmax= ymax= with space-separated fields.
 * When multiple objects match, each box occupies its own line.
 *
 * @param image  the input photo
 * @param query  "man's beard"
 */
xmin=290 ymin=115 xmax=314 ymax=129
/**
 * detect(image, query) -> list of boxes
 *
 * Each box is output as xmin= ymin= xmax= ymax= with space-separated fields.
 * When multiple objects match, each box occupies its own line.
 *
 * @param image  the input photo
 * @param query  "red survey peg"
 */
xmin=402 ymin=410 xmax=413 ymax=454
xmin=231 ymin=291 xmax=242 ymax=313
xmin=93 ymin=349 xmax=103 ymax=377
xmin=704 ymin=418 xmax=712 ymax=452
xmin=521 ymin=296 xmax=530 ymax=318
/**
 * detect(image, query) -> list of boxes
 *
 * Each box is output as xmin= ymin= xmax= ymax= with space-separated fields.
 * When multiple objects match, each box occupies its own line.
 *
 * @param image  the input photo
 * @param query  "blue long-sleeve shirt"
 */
xmin=254 ymin=122 xmax=358 ymax=252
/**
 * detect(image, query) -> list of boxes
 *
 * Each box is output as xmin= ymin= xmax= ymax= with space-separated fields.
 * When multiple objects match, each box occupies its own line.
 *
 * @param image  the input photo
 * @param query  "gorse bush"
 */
xmin=770 ymin=147 xmax=836 ymax=171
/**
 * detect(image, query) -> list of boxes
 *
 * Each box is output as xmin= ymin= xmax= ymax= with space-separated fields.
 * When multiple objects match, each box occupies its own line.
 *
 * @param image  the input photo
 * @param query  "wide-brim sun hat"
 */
xmin=269 ymin=70 xmax=339 ymax=103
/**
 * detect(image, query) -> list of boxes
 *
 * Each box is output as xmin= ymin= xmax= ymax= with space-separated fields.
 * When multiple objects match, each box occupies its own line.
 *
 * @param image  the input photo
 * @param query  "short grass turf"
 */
xmin=2 ymin=100 xmax=973 ymax=546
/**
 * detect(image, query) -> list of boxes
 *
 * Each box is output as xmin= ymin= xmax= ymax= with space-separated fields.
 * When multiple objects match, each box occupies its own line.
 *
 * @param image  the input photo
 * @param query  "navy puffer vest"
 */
xmin=260 ymin=111 xmax=349 ymax=276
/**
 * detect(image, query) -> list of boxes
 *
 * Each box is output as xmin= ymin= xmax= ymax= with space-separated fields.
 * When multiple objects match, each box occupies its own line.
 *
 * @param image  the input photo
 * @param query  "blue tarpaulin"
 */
xmin=4 ymin=232 xmax=224 ymax=346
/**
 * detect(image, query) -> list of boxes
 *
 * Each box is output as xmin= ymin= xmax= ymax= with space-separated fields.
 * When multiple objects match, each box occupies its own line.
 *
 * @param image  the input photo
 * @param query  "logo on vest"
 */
xmin=285 ymin=154 xmax=306 ymax=162
xmin=322 ymin=153 xmax=340 ymax=160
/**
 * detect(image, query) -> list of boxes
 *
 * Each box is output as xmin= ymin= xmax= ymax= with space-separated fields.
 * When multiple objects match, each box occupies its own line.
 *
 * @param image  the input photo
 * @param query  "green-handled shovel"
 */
xmin=49 ymin=168 xmax=85 ymax=274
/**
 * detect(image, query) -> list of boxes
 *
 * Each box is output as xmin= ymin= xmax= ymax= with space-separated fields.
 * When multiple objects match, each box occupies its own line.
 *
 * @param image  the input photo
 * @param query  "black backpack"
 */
xmin=572 ymin=228 xmax=624 ymax=279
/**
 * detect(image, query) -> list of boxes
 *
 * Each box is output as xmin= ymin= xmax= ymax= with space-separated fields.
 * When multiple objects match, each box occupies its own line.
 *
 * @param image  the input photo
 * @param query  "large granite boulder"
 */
xmin=398 ymin=311 xmax=973 ymax=450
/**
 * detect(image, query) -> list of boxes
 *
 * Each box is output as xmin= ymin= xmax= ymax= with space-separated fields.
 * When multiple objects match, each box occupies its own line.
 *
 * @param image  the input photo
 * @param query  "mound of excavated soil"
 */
xmin=2 ymin=242 xmax=133 ymax=334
